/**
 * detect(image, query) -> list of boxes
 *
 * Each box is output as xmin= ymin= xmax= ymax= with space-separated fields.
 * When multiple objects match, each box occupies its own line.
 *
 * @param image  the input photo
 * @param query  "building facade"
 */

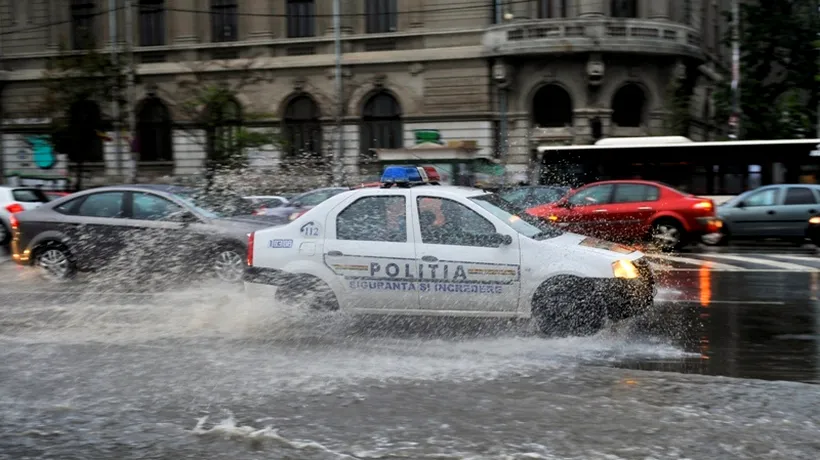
xmin=0 ymin=0 xmax=731 ymax=189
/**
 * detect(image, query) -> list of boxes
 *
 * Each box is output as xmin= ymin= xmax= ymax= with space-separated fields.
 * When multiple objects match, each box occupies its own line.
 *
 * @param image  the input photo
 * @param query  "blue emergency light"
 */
xmin=380 ymin=165 xmax=442 ymax=187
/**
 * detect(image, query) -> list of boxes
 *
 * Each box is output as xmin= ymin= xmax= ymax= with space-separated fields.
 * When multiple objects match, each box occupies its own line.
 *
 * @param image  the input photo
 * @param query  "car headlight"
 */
xmin=810 ymin=216 xmax=820 ymax=225
xmin=612 ymin=259 xmax=639 ymax=279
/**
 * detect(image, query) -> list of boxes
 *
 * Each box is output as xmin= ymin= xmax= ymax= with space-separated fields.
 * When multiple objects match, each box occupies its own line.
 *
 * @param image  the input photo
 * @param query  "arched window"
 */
xmin=68 ymin=99 xmax=104 ymax=163
xmin=360 ymin=92 xmax=402 ymax=161
xmin=611 ymin=83 xmax=647 ymax=127
xmin=611 ymin=0 xmax=637 ymax=18
xmin=136 ymin=97 xmax=173 ymax=162
xmin=283 ymin=94 xmax=322 ymax=161
xmin=532 ymin=84 xmax=573 ymax=128
xmin=206 ymin=98 xmax=242 ymax=163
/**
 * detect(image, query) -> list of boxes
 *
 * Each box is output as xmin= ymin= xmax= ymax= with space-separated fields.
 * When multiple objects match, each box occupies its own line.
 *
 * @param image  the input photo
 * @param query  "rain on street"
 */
xmin=1 ymin=246 xmax=819 ymax=460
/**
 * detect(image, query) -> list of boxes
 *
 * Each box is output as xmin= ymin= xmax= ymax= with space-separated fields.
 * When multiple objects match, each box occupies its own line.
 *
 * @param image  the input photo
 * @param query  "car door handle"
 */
xmin=638 ymin=207 xmax=653 ymax=211
xmin=767 ymin=210 xmax=776 ymax=215
xmin=593 ymin=209 xmax=607 ymax=213
xmin=327 ymin=250 xmax=343 ymax=257
xmin=422 ymin=255 xmax=438 ymax=262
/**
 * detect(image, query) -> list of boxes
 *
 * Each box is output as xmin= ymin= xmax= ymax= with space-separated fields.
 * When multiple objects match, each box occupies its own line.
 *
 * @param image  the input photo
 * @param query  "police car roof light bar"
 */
xmin=381 ymin=165 xmax=426 ymax=188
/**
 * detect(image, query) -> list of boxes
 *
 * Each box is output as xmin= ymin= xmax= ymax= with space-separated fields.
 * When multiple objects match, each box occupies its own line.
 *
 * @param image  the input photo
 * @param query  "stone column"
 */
xmin=271 ymin=0 xmax=285 ymax=38
xmin=409 ymin=0 xmax=424 ymax=28
xmin=578 ymin=0 xmax=604 ymax=18
xmin=318 ymin=0 xmax=332 ymax=36
xmin=345 ymin=0 xmax=362 ymax=34
xmin=171 ymin=0 xmax=197 ymax=44
xmin=647 ymin=0 xmax=669 ymax=20
xmin=248 ymin=0 xmax=273 ymax=40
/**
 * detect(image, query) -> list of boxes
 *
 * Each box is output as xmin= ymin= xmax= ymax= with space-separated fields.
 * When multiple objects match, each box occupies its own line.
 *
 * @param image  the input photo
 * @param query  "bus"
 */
xmin=536 ymin=136 xmax=820 ymax=196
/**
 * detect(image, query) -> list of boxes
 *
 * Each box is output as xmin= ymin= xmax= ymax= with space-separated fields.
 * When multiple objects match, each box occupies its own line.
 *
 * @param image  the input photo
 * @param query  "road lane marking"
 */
xmin=765 ymin=254 xmax=820 ymax=263
xmin=648 ymin=254 xmax=743 ymax=271
xmin=693 ymin=253 xmax=816 ymax=271
xmin=656 ymin=299 xmax=787 ymax=305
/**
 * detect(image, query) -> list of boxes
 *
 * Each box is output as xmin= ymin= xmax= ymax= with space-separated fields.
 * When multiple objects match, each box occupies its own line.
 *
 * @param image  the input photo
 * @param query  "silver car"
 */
xmin=716 ymin=184 xmax=820 ymax=244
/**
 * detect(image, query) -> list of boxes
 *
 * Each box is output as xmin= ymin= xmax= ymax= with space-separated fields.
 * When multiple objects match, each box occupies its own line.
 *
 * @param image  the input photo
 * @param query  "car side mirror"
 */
xmin=558 ymin=200 xmax=572 ymax=208
xmin=166 ymin=210 xmax=197 ymax=224
xmin=736 ymin=201 xmax=746 ymax=209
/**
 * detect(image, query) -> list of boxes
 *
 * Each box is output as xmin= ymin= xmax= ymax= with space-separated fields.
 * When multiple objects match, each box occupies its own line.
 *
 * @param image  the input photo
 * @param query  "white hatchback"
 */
xmin=0 ymin=186 xmax=51 ymax=246
xmin=245 ymin=184 xmax=656 ymax=335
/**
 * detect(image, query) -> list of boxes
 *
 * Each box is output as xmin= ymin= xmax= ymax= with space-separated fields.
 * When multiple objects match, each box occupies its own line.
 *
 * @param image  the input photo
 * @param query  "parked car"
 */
xmin=714 ymin=184 xmax=820 ymax=245
xmin=527 ymin=180 xmax=720 ymax=251
xmin=10 ymin=184 xmax=276 ymax=283
xmin=0 ymin=186 xmax=51 ymax=246
xmin=257 ymin=187 xmax=350 ymax=221
xmin=244 ymin=195 xmax=289 ymax=211
xmin=497 ymin=185 xmax=571 ymax=209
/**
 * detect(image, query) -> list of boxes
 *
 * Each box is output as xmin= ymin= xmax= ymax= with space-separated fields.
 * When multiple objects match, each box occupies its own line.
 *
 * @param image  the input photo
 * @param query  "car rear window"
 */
xmin=12 ymin=189 xmax=49 ymax=203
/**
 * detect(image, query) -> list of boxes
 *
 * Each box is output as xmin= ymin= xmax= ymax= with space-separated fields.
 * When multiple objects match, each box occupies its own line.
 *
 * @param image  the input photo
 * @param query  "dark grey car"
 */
xmin=10 ymin=184 xmax=278 ymax=283
xmin=259 ymin=187 xmax=349 ymax=220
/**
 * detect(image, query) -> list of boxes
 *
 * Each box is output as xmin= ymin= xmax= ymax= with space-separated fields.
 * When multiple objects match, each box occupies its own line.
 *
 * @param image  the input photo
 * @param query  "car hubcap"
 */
xmin=214 ymin=250 xmax=244 ymax=283
xmin=653 ymin=225 xmax=680 ymax=247
xmin=38 ymin=249 xmax=70 ymax=280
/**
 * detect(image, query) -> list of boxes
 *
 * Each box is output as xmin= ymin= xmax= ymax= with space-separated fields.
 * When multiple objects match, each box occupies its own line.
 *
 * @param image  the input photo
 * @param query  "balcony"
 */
xmin=482 ymin=18 xmax=703 ymax=60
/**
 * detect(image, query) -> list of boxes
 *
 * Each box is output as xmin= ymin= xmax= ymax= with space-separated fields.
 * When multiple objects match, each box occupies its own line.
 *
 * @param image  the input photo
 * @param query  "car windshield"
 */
xmin=171 ymin=189 xmax=256 ymax=218
xmin=470 ymin=193 xmax=563 ymax=240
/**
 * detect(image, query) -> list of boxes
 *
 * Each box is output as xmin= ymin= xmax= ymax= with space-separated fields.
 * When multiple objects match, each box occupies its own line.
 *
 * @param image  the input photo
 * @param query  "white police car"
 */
xmin=245 ymin=166 xmax=655 ymax=335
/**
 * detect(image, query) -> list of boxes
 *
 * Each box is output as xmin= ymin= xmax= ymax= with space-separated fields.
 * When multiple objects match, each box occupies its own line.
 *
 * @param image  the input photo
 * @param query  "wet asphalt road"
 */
xmin=1 ymin=248 xmax=819 ymax=459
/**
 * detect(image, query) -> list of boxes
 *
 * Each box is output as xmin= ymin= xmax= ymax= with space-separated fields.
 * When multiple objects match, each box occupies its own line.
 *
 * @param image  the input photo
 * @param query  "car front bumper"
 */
xmin=596 ymin=258 xmax=656 ymax=321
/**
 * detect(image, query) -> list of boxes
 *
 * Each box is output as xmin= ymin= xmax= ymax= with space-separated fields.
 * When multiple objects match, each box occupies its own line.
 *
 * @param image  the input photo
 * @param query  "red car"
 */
xmin=527 ymin=180 xmax=721 ymax=251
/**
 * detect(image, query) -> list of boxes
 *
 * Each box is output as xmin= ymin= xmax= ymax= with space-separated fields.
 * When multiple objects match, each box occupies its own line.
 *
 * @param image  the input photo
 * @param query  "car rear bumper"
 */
xmin=807 ymin=224 xmax=820 ymax=239
xmin=9 ymin=237 xmax=33 ymax=266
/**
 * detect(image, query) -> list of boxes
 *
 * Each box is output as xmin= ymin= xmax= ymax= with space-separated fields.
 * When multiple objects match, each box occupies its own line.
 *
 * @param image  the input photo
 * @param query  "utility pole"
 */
xmin=109 ymin=0 xmax=121 ymax=176
xmin=332 ymin=0 xmax=344 ymax=186
xmin=494 ymin=1 xmax=508 ymax=186
xmin=729 ymin=0 xmax=741 ymax=139
xmin=124 ymin=0 xmax=137 ymax=182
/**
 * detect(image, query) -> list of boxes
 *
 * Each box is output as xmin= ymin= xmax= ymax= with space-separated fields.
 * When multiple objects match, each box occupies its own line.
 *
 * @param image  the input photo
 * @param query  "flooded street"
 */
xmin=1 ymin=259 xmax=819 ymax=459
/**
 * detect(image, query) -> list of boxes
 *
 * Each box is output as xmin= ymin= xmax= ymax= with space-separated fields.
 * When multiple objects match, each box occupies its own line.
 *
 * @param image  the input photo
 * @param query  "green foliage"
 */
xmin=713 ymin=0 xmax=818 ymax=139
xmin=664 ymin=78 xmax=692 ymax=136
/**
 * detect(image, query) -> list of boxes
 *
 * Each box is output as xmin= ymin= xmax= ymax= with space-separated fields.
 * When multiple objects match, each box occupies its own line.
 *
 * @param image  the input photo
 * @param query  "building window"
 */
xmin=611 ymin=83 xmax=647 ymax=127
xmin=211 ymin=0 xmax=238 ymax=42
xmin=532 ymin=84 xmax=574 ymax=128
xmin=136 ymin=97 xmax=173 ymax=162
xmin=365 ymin=0 xmax=397 ymax=34
xmin=283 ymin=95 xmax=322 ymax=161
xmin=206 ymin=99 xmax=242 ymax=163
xmin=70 ymin=0 xmax=95 ymax=50
xmin=538 ymin=0 xmax=567 ymax=18
xmin=611 ymin=0 xmax=637 ymax=18
xmin=68 ymin=99 xmax=105 ymax=163
xmin=360 ymin=92 xmax=402 ymax=162
xmin=287 ymin=0 xmax=316 ymax=38
xmin=139 ymin=0 xmax=165 ymax=47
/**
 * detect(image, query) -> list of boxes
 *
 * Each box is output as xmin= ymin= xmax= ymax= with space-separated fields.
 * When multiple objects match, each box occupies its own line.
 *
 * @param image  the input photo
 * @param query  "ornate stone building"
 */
xmin=0 ymin=0 xmax=731 ymax=188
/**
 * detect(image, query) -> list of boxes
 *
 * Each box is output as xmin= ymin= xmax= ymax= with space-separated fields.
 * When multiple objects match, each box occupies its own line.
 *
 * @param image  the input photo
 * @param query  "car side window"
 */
xmin=336 ymin=196 xmax=406 ymax=242
xmin=132 ymin=192 xmax=185 ymax=220
xmin=54 ymin=198 xmax=82 ymax=215
xmin=743 ymin=189 xmax=778 ymax=207
xmin=498 ymin=188 xmax=530 ymax=206
xmin=783 ymin=187 xmax=817 ymax=206
xmin=612 ymin=184 xmax=658 ymax=203
xmin=417 ymin=196 xmax=497 ymax=247
xmin=568 ymin=184 xmax=613 ymax=206
xmin=76 ymin=192 xmax=125 ymax=218
xmin=531 ymin=187 xmax=566 ymax=205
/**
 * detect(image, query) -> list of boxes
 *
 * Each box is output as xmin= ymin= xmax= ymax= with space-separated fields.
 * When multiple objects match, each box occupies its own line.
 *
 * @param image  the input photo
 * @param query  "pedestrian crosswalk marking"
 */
xmin=698 ymin=253 xmax=815 ymax=271
xmin=650 ymin=254 xmax=742 ymax=271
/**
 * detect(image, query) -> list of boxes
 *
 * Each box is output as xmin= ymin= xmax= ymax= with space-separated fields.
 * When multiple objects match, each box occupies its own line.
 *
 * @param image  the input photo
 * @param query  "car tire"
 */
xmin=0 ymin=221 xmax=9 ymax=246
xmin=650 ymin=219 xmax=686 ymax=252
xmin=531 ymin=276 xmax=605 ymax=337
xmin=275 ymin=275 xmax=339 ymax=311
xmin=212 ymin=244 xmax=247 ymax=284
xmin=34 ymin=242 xmax=77 ymax=282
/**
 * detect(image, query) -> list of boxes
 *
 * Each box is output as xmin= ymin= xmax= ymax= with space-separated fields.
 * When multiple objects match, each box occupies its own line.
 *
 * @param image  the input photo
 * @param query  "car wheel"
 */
xmin=275 ymin=275 xmax=339 ymax=311
xmin=532 ymin=276 xmax=605 ymax=337
xmin=0 ymin=222 xmax=9 ymax=246
xmin=35 ymin=243 xmax=77 ymax=282
xmin=650 ymin=219 xmax=685 ymax=252
xmin=212 ymin=246 xmax=246 ymax=284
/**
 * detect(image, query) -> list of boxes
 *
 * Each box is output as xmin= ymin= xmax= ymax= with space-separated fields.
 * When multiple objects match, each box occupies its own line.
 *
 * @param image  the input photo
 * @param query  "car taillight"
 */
xmin=5 ymin=203 xmax=24 ymax=214
xmin=9 ymin=213 xmax=19 ymax=230
xmin=289 ymin=210 xmax=307 ymax=221
xmin=693 ymin=200 xmax=713 ymax=211
xmin=252 ymin=207 xmax=266 ymax=216
xmin=247 ymin=232 xmax=255 ymax=266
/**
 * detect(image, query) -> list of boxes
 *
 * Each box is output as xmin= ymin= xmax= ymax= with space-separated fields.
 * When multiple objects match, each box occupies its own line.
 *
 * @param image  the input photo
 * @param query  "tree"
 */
xmin=159 ymin=60 xmax=282 ymax=189
xmin=713 ymin=0 xmax=818 ymax=139
xmin=40 ymin=41 xmax=124 ymax=190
